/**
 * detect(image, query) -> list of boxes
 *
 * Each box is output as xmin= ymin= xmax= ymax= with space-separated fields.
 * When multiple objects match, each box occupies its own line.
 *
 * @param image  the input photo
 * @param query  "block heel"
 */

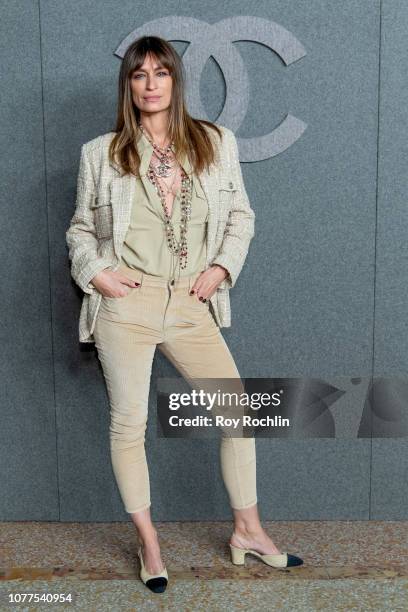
xmin=229 ymin=543 xmax=303 ymax=569
xmin=230 ymin=543 xmax=246 ymax=565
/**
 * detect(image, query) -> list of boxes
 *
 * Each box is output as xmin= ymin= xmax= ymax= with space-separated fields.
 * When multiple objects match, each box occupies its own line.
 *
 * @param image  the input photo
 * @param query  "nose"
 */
xmin=146 ymin=74 xmax=158 ymax=90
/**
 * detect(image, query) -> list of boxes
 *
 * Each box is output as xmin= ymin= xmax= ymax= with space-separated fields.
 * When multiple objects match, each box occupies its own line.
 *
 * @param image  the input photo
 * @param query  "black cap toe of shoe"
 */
xmin=145 ymin=576 xmax=168 ymax=593
xmin=287 ymin=554 xmax=304 ymax=567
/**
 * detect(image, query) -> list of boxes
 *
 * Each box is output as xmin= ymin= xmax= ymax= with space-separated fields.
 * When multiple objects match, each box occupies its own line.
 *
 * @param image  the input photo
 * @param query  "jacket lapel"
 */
xmin=109 ymin=173 xmax=137 ymax=259
xmin=197 ymin=169 xmax=218 ymax=263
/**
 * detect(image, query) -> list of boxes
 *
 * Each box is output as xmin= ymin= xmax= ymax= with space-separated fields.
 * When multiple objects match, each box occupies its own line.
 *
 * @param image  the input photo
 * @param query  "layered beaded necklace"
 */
xmin=138 ymin=123 xmax=193 ymax=274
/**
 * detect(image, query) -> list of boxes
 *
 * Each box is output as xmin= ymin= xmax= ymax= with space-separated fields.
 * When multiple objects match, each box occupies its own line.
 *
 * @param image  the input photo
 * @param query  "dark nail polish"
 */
xmin=189 ymin=290 xmax=194 ymax=295
xmin=199 ymin=296 xmax=203 ymax=301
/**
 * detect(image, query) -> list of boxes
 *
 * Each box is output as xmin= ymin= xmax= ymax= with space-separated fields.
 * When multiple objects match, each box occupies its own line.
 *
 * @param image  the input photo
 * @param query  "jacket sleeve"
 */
xmin=211 ymin=129 xmax=255 ymax=288
xmin=65 ymin=144 xmax=112 ymax=294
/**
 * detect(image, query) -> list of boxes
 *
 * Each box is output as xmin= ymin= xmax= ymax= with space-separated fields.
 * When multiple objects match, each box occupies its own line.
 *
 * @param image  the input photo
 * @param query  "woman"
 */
xmin=66 ymin=35 xmax=303 ymax=594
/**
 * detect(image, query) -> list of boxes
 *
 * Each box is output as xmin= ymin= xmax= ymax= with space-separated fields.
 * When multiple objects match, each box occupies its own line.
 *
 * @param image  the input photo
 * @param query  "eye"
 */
xmin=132 ymin=70 xmax=169 ymax=79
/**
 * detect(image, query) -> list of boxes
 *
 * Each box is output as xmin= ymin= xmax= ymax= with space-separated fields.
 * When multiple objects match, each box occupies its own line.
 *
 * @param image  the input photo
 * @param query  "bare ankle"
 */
xmin=234 ymin=524 xmax=263 ymax=538
xmin=139 ymin=528 xmax=160 ymax=547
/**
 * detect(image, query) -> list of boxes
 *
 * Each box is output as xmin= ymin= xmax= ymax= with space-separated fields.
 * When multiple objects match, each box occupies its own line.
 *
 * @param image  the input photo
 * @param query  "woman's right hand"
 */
xmin=90 ymin=269 xmax=140 ymax=298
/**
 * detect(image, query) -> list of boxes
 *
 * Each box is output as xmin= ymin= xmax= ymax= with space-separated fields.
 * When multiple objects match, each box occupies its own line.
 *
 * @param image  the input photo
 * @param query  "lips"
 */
xmin=144 ymin=97 xmax=161 ymax=101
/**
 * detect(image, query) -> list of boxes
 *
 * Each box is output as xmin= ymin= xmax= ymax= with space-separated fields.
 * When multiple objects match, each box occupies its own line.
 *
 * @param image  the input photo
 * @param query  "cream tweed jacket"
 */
xmin=66 ymin=123 xmax=255 ymax=343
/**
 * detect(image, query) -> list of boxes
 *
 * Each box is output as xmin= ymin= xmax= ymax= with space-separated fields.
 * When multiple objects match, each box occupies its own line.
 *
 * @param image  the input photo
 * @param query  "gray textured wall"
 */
xmin=1 ymin=0 xmax=406 ymax=521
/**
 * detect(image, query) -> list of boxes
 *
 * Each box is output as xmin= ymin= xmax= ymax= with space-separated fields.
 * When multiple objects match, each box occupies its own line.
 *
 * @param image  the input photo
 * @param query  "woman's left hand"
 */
xmin=190 ymin=265 xmax=229 ymax=302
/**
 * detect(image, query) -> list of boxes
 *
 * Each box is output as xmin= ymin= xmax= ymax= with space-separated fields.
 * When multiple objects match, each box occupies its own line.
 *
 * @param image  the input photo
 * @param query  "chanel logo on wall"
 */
xmin=115 ymin=16 xmax=308 ymax=162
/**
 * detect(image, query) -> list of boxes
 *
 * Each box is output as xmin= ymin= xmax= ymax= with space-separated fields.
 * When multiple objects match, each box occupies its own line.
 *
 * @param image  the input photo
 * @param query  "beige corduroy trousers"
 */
xmin=93 ymin=263 xmax=257 ymax=513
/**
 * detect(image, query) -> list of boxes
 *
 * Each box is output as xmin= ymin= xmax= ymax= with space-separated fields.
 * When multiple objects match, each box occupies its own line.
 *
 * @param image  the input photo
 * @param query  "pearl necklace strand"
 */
xmin=138 ymin=123 xmax=193 ymax=273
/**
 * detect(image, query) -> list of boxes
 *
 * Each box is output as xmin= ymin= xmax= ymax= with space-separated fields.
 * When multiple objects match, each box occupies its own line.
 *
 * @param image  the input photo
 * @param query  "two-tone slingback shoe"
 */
xmin=137 ymin=546 xmax=168 ymax=593
xmin=230 ymin=543 xmax=303 ymax=568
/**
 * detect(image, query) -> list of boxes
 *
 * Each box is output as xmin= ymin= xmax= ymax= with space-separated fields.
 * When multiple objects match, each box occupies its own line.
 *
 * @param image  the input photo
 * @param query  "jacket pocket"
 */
xmin=215 ymin=217 xmax=228 ymax=241
xmin=218 ymin=177 xmax=236 ymax=216
xmin=90 ymin=198 xmax=113 ymax=239
xmin=218 ymin=177 xmax=236 ymax=196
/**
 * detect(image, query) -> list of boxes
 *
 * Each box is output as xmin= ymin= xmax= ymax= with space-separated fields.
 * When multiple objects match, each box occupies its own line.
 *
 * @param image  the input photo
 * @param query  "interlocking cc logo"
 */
xmin=115 ymin=16 xmax=307 ymax=161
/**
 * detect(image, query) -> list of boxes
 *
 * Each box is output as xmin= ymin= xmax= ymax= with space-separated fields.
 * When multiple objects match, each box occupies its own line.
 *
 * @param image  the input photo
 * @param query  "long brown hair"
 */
xmin=109 ymin=36 xmax=223 ymax=177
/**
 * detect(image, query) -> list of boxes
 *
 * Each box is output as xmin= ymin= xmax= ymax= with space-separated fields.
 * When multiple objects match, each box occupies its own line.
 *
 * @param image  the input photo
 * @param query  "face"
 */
xmin=130 ymin=53 xmax=172 ymax=114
